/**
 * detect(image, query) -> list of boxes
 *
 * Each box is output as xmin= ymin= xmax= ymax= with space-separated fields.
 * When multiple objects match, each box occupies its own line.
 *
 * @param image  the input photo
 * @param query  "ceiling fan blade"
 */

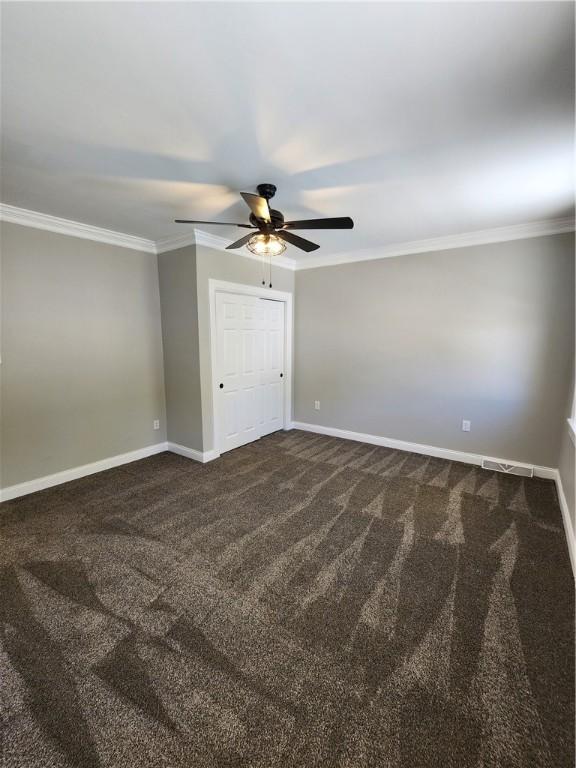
xmin=225 ymin=232 xmax=256 ymax=250
xmin=283 ymin=217 xmax=354 ymax=230
xmin=240 ymin=192 xmax=271 ymax=223
xmin=174 ymin=219 xmax=254 ymax=228
xmin=276 ymin=230 xmax=320 ymax=252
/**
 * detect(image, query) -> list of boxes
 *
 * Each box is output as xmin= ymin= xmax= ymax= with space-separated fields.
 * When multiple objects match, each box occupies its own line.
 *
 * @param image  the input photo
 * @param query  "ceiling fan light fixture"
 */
xmin=175 ymin=184 xmax=353 ymax=254
xmin=246 ymin=233 xmax=287 ymax=257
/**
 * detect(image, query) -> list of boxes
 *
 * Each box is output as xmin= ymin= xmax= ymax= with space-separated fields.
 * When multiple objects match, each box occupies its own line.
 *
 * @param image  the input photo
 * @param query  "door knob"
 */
xmin=219 ymin=383 xmax=224 ymax=389
xmin=280 ymin=373 xmax=283 ymax=378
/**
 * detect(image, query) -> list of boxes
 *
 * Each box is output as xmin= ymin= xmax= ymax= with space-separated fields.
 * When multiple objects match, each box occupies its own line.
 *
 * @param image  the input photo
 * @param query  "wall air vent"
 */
xmin=481 ymin=459 xmax=533 ymax=478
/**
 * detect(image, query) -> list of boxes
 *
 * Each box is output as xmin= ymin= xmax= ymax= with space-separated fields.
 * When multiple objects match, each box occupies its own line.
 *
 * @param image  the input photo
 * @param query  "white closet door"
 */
xmin=215 ymin=292 xmax=260 ymax=453
xmin=215 ymin=292 xmax=286 ymax=454
xmin=258 ymin=299 xmax=285 ymax=437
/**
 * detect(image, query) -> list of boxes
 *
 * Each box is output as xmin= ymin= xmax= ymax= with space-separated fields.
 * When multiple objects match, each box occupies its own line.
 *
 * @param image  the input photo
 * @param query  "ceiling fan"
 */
xmin=175 ymin=183 xmax=354 ymax=256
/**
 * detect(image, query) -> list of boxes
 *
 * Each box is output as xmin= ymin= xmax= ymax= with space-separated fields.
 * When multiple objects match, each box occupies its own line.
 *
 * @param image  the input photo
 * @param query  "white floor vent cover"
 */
xmin=482 ymin=459 xmax=534 ymax=478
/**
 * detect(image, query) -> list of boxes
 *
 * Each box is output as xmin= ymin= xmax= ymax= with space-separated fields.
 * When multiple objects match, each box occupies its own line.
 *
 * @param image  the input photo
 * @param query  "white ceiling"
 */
xmin=1 ymin=2 xmax=574 ymax=263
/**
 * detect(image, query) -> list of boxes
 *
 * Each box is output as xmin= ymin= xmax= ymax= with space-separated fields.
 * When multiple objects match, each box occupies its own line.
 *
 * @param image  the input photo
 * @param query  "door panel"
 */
xmin=268 ymin=381 xmax=283 ymax=424
xmin=216 ymin=293 xmax=286 ymax=453
xmin=242 ymin=331 xmax=256 ymax=374
xmin=223 ymin=391 xmax=237 ymax=438
xmin=259 ymin=299 xmax=285 ymax=438
xmin=223 ymin=330 xmax=239 ymax=375
xmin=216 ymin=293 xmax=260 ymax=453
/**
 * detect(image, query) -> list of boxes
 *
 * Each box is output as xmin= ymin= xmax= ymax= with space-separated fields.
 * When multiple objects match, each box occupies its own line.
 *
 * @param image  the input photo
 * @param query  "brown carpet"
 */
xmin=0 ymin=430 xmax=573 ymax=767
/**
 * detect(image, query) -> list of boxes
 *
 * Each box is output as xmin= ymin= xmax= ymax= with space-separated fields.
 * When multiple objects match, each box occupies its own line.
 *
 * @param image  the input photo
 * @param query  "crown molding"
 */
xmin=2 ymin=203 xmax=572 ymax=270
xmin=0 ymin=204 xmax=298 ymax=268
xmin=193 ymin=228 xmax=231 ymax=251
xmin=155 ymin=231 xmax=196 ymax=254
xmin=0 ymin=203 xmax=156 ymax=254
xmin=296 ymin=216 xmax=576 ymax=270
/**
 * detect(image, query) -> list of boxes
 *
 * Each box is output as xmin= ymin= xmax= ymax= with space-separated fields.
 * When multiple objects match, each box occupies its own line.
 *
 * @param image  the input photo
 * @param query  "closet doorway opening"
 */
xmin=209 ymin=280 xmax=293 ymax=455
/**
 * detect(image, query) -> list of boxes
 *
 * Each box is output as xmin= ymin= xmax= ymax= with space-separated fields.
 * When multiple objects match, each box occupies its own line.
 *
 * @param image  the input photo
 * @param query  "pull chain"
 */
xmin=269 ymin=254 xmax=272 ymax=288
xmin=261 ymin=255 xmax=266 ymax=286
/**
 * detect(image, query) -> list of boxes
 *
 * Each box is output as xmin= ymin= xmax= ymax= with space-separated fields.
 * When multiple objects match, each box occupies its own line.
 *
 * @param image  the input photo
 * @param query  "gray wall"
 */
xmin=4 ymin=222 xmax=572 ymax=492
xmin=557 ymin=252 xmax=576 ymax=531
xmin=558 ymin=423 xmax=575 ymax=530
xmin=195 ymin=246 xmax=295 ymax=453
xmin=157 ymin=245 xmax=203 ymax=451
xmin=1 ymin=222 xmax=166 ymax=488
xmin=295 ymin=233 xmax=575 ymax=468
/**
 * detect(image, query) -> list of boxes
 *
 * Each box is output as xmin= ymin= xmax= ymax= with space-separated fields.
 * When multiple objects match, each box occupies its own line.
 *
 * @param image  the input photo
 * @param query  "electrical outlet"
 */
xmin=314 ymin=400 xmax=320 ymax=411
xmin=462 ymin=419 xmax=471 ymax=432
xmin=153 ymin=420 xmax=160 ymax=430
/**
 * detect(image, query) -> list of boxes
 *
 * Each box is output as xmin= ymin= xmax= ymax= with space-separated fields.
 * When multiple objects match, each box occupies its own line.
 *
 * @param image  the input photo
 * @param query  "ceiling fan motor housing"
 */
xmin=256 ymin=183 xmax=277 ymax=200
xmin=249 ymin=209 xmax=285 ymax=230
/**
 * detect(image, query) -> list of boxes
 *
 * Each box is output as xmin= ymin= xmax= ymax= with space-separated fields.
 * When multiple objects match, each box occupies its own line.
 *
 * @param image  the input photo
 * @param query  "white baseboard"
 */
xmin=291 ymin=421 xmax=556 ymax=479
xmin=553 ymin=469 xmax=576 ymax=578
xmin=167 ymin=441 xmax=220 ymax=464
xmin=0 ymin=439 xmax=222 ymax=503
xmin=0 ymin=442 xmax=169 ymax=502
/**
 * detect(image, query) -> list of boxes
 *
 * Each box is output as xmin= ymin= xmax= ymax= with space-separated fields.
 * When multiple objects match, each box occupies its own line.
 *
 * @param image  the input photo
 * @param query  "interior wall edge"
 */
xmin=554 ymin=466 xmax=576 ymax=578
xmin=166 ymin=441 xmax=220 ymax=464
xmin=157 ymin=243 xmax=204 ymax=452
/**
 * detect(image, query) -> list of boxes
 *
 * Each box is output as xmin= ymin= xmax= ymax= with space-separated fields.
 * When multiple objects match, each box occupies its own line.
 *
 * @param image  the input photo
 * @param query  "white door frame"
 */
xmin=208 ymin=279 xmax=293 ymax=456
